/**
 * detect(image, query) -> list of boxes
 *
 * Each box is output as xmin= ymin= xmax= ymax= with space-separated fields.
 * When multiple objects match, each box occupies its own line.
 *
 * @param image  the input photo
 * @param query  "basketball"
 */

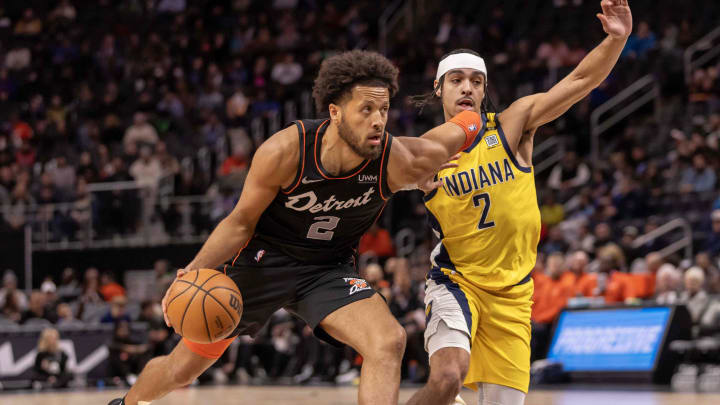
xmin=165 ymin=268 xmax=243 ymax=344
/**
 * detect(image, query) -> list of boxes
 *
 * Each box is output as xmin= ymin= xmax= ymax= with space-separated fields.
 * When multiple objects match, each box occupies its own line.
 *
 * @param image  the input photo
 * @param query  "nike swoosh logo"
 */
xmin=301 ymin=177 xmax=323 ymax=184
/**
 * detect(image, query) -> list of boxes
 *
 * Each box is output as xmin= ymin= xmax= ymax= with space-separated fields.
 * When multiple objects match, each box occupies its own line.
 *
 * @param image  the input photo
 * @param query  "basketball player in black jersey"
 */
xmin=110 ymin=50 xmax=483 ymax=405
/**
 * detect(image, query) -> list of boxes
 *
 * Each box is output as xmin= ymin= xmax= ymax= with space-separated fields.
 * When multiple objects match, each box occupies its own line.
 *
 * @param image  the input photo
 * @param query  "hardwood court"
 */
xmin=4 ymin=385 xmax=720 ymax=405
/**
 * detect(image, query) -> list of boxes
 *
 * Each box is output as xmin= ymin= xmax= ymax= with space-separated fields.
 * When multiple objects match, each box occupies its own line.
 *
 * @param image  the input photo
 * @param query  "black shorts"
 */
xmin=217 ymin=242 xmax=376 ymax=346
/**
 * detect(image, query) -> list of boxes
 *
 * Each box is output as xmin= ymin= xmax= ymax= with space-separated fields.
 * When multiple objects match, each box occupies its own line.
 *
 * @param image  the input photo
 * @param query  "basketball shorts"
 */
xmin=423 ymin=267 xmax=533 ymax=393
xmin=217 ymin=242 xmax=376 ymax=347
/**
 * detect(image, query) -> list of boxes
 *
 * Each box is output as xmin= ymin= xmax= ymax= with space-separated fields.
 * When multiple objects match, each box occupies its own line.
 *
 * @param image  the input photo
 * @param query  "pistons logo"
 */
xmin=343 ymin=277 xmax=372 ymax=296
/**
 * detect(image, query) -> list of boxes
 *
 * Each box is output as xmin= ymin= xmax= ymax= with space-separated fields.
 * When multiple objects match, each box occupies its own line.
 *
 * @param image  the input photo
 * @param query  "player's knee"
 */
xmin=428 ymin=366 xmax=464 ymax=398
xmin=386 ymin=324 xmax=407 ymax=358
xmin=369 ymin=324 xmax=406 ymax=361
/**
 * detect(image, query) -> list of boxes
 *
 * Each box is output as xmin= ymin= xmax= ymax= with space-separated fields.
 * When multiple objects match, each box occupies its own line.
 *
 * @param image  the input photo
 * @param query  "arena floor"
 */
xmin=4 ymin=385 xmax=720 ymax=405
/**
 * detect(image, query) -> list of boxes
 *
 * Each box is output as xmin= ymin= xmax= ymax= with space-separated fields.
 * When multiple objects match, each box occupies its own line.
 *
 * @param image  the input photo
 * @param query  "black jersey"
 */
xmin=251 ymin=119 xmax=394 ymax=264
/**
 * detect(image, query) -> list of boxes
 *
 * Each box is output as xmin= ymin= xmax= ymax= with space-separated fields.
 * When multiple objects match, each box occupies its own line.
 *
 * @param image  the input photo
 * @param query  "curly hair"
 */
xmin=312 ymin=50 xmax=399 ymax=114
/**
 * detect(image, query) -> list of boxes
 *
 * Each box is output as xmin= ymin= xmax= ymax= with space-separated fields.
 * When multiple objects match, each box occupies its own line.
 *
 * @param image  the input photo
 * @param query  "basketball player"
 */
xmin=109 ymin=50 xmax=483 ymax=405
xmin=407 ymin=1 xmax=633 ymax=405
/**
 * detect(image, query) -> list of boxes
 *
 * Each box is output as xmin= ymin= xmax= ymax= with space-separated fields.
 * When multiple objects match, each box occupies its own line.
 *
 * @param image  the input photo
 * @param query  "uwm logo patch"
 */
xmin=343 ymin=277 xmax=372 ymax=295
xmin=358 ymin=174 xmax=377 ymax=184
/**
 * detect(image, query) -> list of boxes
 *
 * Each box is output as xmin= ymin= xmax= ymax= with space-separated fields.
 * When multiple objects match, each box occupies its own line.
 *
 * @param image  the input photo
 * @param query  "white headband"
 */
xmin=435 ymin=53 xmax=487 ymax=82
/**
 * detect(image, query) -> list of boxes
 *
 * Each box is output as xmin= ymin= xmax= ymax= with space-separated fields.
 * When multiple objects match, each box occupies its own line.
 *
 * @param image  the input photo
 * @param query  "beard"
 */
xmin=337 ymin=118 xmax=382 ymax=160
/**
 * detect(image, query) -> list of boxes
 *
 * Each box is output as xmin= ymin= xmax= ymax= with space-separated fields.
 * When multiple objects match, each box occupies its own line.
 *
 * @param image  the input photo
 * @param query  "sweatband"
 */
xmin=183 ymin=336 xmax=235 ymax=359
xmin=436 ymin=53 xmax=487 ymax=81
xmin=449 ymin=110 xmax=483 ymax=152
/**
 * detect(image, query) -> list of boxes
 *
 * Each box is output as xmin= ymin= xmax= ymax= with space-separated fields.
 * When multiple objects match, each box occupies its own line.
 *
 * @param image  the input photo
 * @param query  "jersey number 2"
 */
xmin=307 ymin=216 xmax=340 ymax=241
xmin=472 ymin=193 xmax=495 ymax=230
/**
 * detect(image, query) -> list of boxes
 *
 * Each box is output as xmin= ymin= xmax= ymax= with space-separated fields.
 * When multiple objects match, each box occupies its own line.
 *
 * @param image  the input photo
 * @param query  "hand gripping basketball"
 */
xmin=163 ymin=268 xmax=243 ymax=343
xmin=162 ymin=268 xmax=189 ymax=327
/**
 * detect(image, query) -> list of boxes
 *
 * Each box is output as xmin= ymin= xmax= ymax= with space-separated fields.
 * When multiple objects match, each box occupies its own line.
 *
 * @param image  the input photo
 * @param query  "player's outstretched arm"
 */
xmin=182 ymin=127 xmax=298 ymax=272
xmin=386 ymin=110 xmax=481 ymax=192
xmin=500 ymin=0 xmax=632 ymax=142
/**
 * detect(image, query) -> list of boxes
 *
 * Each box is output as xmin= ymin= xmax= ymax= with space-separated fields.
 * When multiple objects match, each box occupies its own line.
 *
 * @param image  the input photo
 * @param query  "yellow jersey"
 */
xmin=424 ymin=112 xmax=541 ymax=290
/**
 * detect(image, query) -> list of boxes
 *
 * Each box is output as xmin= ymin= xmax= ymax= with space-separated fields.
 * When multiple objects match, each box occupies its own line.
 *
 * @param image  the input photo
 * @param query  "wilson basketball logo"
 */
xmin=343 ymin=277 xmax=372 ymax=295
xmin=229 ymin=294 xmax=241 ymax=313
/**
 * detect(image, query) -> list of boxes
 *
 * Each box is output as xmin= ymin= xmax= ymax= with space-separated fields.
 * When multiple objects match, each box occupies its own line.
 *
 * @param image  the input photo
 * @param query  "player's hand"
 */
xmin=418 ymin=154 xmax=460 ymax=194
xmin=597 ymin=0 xmax=632 ymax=39
xmin=162 ymin=268 xmax=189 ymax=327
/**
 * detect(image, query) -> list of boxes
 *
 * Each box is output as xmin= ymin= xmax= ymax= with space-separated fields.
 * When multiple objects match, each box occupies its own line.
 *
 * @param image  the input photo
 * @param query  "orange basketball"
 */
xmin=165 ymin=268 xmax=243 ymax=344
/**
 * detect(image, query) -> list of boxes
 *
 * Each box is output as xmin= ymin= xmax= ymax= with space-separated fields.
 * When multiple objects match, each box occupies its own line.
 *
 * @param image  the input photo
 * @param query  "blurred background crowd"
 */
xmin=1 ymin=0 xmax=720 ymax=389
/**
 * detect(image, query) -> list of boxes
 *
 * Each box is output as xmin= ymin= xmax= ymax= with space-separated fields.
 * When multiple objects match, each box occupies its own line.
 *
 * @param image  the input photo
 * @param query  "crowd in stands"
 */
xmin=1 ymin=0 xmax=720 ymax=389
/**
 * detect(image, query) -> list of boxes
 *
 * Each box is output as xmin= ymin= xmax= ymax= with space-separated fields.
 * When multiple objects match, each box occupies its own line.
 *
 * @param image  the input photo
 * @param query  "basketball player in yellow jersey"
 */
xmin=407 ymin=2 xmax=634 ymax=404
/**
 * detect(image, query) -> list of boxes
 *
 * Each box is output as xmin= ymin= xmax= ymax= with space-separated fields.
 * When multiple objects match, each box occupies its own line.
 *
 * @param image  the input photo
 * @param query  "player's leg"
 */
xmin=407 ymin=275 xmax=479 ymax=405
xmin=477 ymin=382 xmax=526 ymax=405
xmin=318 ymin=293 xmax=407 ymax=405
xmin=406 ymin=322 xmax=470 ymax=405
xmin=467 ymin=281 xmax=533 ymax=404
xmin=118 ymin=337 xmax=233 ymax=405
xmin=114 ymin=254 xmax=293 ymax=405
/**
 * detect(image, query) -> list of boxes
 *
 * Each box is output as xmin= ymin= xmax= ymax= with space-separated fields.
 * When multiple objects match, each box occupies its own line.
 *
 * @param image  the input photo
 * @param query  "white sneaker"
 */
xmin=453 ymin=394 xmax=467 ymax=405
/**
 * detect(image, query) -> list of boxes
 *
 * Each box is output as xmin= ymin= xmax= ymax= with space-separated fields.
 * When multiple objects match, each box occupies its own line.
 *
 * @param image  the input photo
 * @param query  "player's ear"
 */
xmin=329 ymin=103 xmax=341 ymax=123
xmin=434 ymin=80 xmax=441 ymax=97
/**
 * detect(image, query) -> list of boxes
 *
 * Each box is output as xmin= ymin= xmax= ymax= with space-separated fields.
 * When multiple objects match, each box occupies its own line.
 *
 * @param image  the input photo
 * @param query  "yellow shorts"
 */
xmin=424 ymin=267 xmax=533 ymax=393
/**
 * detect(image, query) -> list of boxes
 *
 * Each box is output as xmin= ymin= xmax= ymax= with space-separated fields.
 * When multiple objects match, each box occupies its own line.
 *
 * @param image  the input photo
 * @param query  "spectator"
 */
xmin=137 ymin=300 xmax=162 ymax=324
xmin=108 ymin=320 xmax=147 ymax=386
xmin=540 ymin=193 xmax=565 ymax=226
xmin=580 ymin=244 xmax=636 ymax=303
xmin=129 ymin=146 xmax=163 ymax=190
xmin=271 ymin=54 xmax=303 ymax=86
xmin=33 ymin=328 xmax=72 ymax=389
xmin=56 ymin=267 xmax=81 ymax=302
xmin=0 ymin=270 xmax=28 ymax=312
xmin=619 ymin=226 xmax=642 ymax=263
xmin=218 ymin=142 xmax=251 ymax=179
xmin=50 ymin=156 xmax=77 ymax=200
xmin=622 ymin=21 xmax=656 ymax=59
xmin=152 ymin=259 xmax=175 ymax=301
xmin=654 ymin=264 xmax=681 ymax=304
xmin=536 ymin=36 xmax=570 ymax=69
xmin=679 ymin=267 xmax=710 ymax=324
xmin=547 ymin=151 xmax=590 ymax=197
xmin=78 ymin=267 xmax=102 ymax=305
xmin=361 ymin=263 xmax=388 ymax=291
xmin=14 ymin=8 xmax=42 ymax=37
xmin=99 ymin=271 xmax=126 ymax=302
xmin=358 ymin=223 xmax=396 ymax=259
xmin=540 ymin=226 xmax=568 ymax=254
xmin=226 ymin=86 xmax=250 ymax=122
xmin=123 ymin=112 xmax=159 ymax=150
xmin=434 ymin=12 xmax=455 ymax=45
xmin=101 ymin=295 xmax=132 ymax=324
xmin=531 ymin=253 xmax=573 ymax=360
xmin=633 ymin=251 xmax=664 ymax=299
xmin=680 ymin=153 xmax=716 ymax=193
xmin=49 ymin=0 xmax=77 ymax=22
xmin=155 ymin=141 xmax=180 ymax=180
xmin=55 ymin=302 xmax=82 ymax=326
xmin=559 ymin=250 xmax=592 ymax=296
xmin=142 ymin=319 xmax=174 ymax=364
xmin=20 ymin=291 xmax=57 ymax=324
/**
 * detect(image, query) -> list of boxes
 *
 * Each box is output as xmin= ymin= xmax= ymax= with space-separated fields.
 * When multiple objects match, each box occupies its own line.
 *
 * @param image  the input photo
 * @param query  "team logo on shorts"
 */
xmin=254 ymin=249 xmax=266 ymax=263
xmin=343 ymin=277 xmax=371 ymax=295
xmin=485 ymin=134 xmax=499 ymax=148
